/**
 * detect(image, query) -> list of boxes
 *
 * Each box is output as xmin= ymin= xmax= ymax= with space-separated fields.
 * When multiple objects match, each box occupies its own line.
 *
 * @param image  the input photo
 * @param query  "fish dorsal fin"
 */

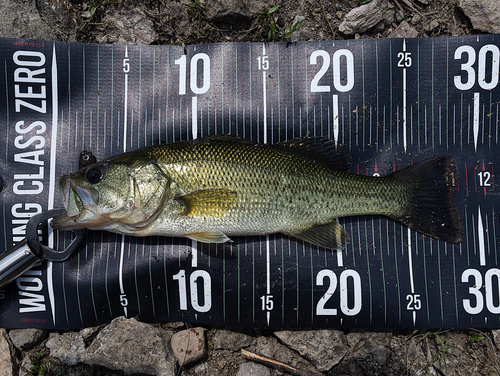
xmin=284 ymin=220 xmax=351 ymax=250
xmin=194 ymin=134 xmax=255 ymax=145
xmin=179 ymin=189 xmax=237 ymax=218
xmin=274 ymin=137 xmax=350 ymax=172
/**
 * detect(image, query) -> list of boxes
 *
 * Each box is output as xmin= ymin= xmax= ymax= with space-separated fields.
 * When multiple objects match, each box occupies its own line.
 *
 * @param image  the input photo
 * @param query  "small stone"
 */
xmin=85 ymin=317 xmax=176 ymax=376
xmin=347 ymin=332 xmax=390 ymax=367
xmin=95 ymin=6 xmax=158 ymax=44
xmin=46 ymin=332 xmax=86 ymax=366
xmin=236 ymin=362 xmax=270 ymax=376
xmin=411 ymin=14 xmax=421 ymax=25
xmin=339 ymin=0 xmax=395 ymax=35
xmin=492 ymin=330 xmax=500 ymax=348
xmin=171 ymin=327 xmax=206 ymax=366
xmin=0 ymin=329 xmax=17 ymax=376
xmin=336 ymin=11 xmax=342 ymax=19
xmin=424 ymin=19 xmax=440 ymax=34
xmin=388 ymin=21 xmax=419 ymax=38
xmin=79 ymin=326 xmax=101 ymax=341
xmin=458 ymin=0 xmax=500 ymax=33
xmin=275 ymin=330 xmax=347 ymax=372
xmin=18 ymin=354 xmax=35 ymax=376
xmin=212 ymin=329 xmax=252 ymax=351
xmin=9 ymin=329 xmax=47 ymax=350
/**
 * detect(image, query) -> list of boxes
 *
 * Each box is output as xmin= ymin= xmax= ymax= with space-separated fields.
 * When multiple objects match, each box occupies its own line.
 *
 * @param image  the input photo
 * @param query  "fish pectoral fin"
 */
xmin=179 ymin=189 xmax=237 ymax=218
xmin=285 ymin=221 xmax=351 ymax=250
xmin=185 ymin=231 xmax=232 ymax=244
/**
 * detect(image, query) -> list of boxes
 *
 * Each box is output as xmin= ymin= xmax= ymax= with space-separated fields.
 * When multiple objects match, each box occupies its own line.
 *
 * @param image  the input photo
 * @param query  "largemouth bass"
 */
xmin=51 ymin=136 xmax=464 ymax=249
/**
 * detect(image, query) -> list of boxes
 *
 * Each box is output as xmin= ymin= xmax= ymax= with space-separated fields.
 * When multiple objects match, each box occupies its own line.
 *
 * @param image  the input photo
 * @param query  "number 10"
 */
xmin=174 ymin=53 xmax=211 ymax=95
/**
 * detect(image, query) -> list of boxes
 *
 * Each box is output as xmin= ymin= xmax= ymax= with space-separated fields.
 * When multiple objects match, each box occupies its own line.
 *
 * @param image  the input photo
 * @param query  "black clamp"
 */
xmin=0 ymin=208 xmax=85 ymax=288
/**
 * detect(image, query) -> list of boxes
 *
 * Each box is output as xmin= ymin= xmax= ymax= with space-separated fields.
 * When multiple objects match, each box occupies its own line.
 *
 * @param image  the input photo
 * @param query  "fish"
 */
xmin=51 ymin=136 xmax=464 ymax=249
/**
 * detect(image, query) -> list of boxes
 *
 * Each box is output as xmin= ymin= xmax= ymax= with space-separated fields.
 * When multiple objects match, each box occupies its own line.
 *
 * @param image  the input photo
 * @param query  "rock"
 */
xmin=255 ymin=336 xmax=317 ymax=374
xmin=388 ymin=20 xmax=419 ymax=38
xmin=95 ymin=5 xmax=158 ymax=44
xmin=79 ymin=326 xmax=101 ymax=341
xmin=171 ymin=327 xmax=206 ymax=366
xmin=46 ymin=332 xmax=87 ymax=366
xmin=289 ymin=15 xmax=306 ymax=42
xmin=35 ymin=0 xmax=70 ymax=32
xmin=212 ymin=329 xmax=253 ymax=351
xmin=201 ymin=0 xmax=263 ymax=29
xmin=236 ymin=362 xmax=270 ymax=376
xmin=346 ymin=332 xmax=390 ymax=373
xmin=84 ymin=317 xmax=176 ymax=376
xmin=9 ymin=329 xmax=47 ymax=350
xmin=424 ymin=19 xmax=440 ymax=34
xmin=0 ymin=0 xmax=57 ymax=40
xmin=492 ymin=330 xmax=500 ymax=348
xmin=275 ymin=330 xmax=347 ymax=372
xmin=458 ymin=0 xmax=500 ymax=33
xmin=18 ymin=353 xmax=34 ymax=376
xmin=339 ymin=0 xmax=395 ymax=35
xmin=0 ymin=329 xmax=17 ymax=376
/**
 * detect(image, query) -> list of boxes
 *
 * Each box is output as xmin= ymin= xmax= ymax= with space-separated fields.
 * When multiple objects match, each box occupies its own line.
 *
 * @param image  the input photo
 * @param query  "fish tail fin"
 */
xmin=390 ymin=155 xmax=464 ymax=243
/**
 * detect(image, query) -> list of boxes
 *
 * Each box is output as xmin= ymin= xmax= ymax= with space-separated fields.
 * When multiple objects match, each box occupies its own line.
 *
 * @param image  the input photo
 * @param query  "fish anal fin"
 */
xmin=285 ymin=221 xmax=350 ymax=250
xmin=185 ymin=231 xmax=231 ymax=243
xmin=180 ymin=189 xmax=237 ymax=218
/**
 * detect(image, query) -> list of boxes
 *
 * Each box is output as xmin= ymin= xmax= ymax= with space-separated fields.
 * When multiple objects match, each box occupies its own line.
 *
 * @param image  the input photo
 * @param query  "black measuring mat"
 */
xmin=0 ymin=36 xmax=498 ymax=329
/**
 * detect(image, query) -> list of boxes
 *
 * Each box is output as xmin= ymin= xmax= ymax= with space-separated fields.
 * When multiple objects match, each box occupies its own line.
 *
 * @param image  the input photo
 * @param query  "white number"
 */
xmin=190 ymin=53 xmax=210 ymax=94
xmin=397 ymin=52 xmax=412 ymax=67
xmin=174 ymin=55 xmax=187 ymax=95
xmin=478 ymin=171 xmax=492 ymax=187
xmin=310 ymin=50 xmax=331 ymax=92
xmin=454 ymin=45 xmax=476 ymax=90
xmin=260 ymin=295 xmax=274 ymax=311
xmin=316 ymin=269 xmax=362 ymax=316
xmin=173 ymin=269 xmax=212 ymax=313
xmin=119 ymin=294 xmax=128 ymax=307
xmin=310 ymin=49 xmax=354 ymax=93
xmin=333 ymin=50 xmax=355 ymax=92
xmin=478 ymin=45 xmax=500 ymax=90
xmin=173 ymin=270 xmax=188 ymax=310
xmin=462 ymin=268 xmax=484 ymax=314
xmin=406 ymin=294 xmax=422 ymax=311
xmin=454 ymin=44 xmax=500 ymax=90
xmin=190 ymin=270 xmax=212 ymax=313
xmin=122 ymin=58 xmax=130 ymax=73
xmin=257 ymin=55 xmax=269 ymax=70
xmin=175 ymin=53 xmax=211 ymax=95
xmin=485 ymin=269 xmax=500 ymax=314
xmin=316 ymin=269 xmax=338 ymax=315
xmin=339 ymin=269 xmax=362 ymax=315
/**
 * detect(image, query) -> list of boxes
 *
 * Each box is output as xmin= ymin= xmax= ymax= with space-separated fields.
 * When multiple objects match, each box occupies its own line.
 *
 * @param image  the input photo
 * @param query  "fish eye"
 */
xmin=85 ymin=167 xmax=103 ymax=184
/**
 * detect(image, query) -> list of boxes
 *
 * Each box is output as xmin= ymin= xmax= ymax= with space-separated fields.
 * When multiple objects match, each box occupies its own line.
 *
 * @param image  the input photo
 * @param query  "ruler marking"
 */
xmin=474 ymin=92 xmax=480 ymax=151
xmin=402 ymin=39 xmax=407 ymax=152
xmin=478 ymin=206 xmax=486 ymax=266
xmin=47 ymin=43 xmax=59 ymax=325
xmin=119 ymin=45 xmax=129 ymax=318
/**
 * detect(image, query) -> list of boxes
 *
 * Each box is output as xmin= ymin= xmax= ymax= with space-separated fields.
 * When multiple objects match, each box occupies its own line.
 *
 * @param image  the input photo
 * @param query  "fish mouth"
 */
xmin=51 ymin=175 xmax=99 ymax=230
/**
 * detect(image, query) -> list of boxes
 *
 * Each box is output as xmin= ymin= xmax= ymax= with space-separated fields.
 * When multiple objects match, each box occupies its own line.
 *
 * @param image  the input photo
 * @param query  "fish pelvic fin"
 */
xmin=284 ymin=220 xmax=351 ymax=250
xmin=391 ymin=155 xmax=464 ymax=243
xmin=185 ymin=231 xmax=232 ymax=243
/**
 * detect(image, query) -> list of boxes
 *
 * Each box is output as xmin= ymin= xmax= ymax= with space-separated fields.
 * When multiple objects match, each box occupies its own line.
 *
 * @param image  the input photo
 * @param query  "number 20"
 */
xmin=310 ymin=49 xmax=354 ymax=93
